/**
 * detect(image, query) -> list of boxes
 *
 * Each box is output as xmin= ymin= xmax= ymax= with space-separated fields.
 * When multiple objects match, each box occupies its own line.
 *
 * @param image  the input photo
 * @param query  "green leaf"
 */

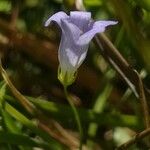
xmin=2 ymin=110 xmax=21 ymax=133
xmin=4 ymin=102 xmax=65 ymax=150
xmin=137 ymin=0 xmax=150 ymax=11
xmin=0 ymin=130 xmax=50 ymax=149
xmin=84 ymin=0 xmax=102 ymax=7
xmin=0 ymin=0 xmax=11 ymax=12
xmin=88 ymin=83 xmax=112 ymax=136
xmin=0 ymin=83 xmax=6 ymax=107
xmin=26 ymin=96 xmax=139 ymax=128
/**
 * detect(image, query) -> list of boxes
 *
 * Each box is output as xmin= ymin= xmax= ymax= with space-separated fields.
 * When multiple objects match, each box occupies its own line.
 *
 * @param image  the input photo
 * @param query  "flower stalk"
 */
xmin=63 ymin=85 xmax=83 ymax=150
xmin=45 ymin=11 xmax=117 ymax=150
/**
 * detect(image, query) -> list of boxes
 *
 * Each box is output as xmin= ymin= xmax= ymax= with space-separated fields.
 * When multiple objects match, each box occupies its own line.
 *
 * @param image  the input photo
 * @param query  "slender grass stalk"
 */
xmin=63 ymin=85 xmax=83 ymax=150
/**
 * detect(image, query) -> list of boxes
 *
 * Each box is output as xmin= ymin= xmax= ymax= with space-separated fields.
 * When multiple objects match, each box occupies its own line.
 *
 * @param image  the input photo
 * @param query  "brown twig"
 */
xmin=74 ymin=0 xmax=150 ymax=100
xmin=38 ymin=119 xmax=79 ymax=149
xmin=110 ymin=0 xmax=150 ymax=70
xmin=74 ymin=0 xmax=150 ymax=148
xmin=94 ymin=34 xmax=150 ymax=128
xmin=94 ymin=34 xmax=138 ymax=97
xmin=107 ymin=0 xmax=150 ymax=129
xmin=135 ymin=70 xmax=150 ymax=128
xmin=0 ymin=59 xmax=36 ymax=115
xmin=116 ymin=127 xmax=150 ymax=150
xmin=0 ymin=58 xmax=82 ymax=149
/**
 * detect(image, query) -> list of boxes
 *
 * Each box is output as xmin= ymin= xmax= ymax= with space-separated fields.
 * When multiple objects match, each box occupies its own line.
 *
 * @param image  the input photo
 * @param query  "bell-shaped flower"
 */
xmin=45 ymin=11 xmax=117 ymax=86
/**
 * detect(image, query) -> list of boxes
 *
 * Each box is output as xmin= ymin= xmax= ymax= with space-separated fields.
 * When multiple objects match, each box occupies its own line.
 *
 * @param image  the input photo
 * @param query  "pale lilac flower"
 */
xmin=45 ymin=11 xmax=117 ymax=86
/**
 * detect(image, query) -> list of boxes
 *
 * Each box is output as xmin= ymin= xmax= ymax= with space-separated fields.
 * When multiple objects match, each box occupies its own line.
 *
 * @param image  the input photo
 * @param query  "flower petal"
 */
xmin=58 ymin=36 xmax=77 ymax=74
xmin=58 ymin=34 xmax=89 ymax=74
xmin=45 ymin=11 xmax=68 ymax=27
xmin=65 ymin=44 xmax=89 ymax=68
xmin=77 ymin=21 xmax=118 ymax=45
xmin=61 ymin=19 xmax=82 ymax=42
xmin=70 ymin=11 xmax=91 ymax=32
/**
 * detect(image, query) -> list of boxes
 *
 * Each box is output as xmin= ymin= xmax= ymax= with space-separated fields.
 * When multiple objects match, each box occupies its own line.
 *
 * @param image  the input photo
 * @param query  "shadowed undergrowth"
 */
xmin=0 ymin=0 xmax=149 ymax=149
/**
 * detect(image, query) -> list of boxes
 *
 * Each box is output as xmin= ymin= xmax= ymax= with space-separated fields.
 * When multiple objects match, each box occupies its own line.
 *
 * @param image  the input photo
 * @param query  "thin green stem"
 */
xmin=63 ymin=85 xmax=83 ymax=150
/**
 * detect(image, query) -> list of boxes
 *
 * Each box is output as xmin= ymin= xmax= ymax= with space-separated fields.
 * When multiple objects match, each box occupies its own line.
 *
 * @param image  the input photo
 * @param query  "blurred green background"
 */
xmin=0 ymin=0 xmax=150 ymax=149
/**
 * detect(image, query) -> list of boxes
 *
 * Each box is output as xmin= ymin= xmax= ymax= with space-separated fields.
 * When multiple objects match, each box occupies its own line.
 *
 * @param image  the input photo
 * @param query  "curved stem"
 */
xmin=63 ymin=85 xmax=83 ymax=150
